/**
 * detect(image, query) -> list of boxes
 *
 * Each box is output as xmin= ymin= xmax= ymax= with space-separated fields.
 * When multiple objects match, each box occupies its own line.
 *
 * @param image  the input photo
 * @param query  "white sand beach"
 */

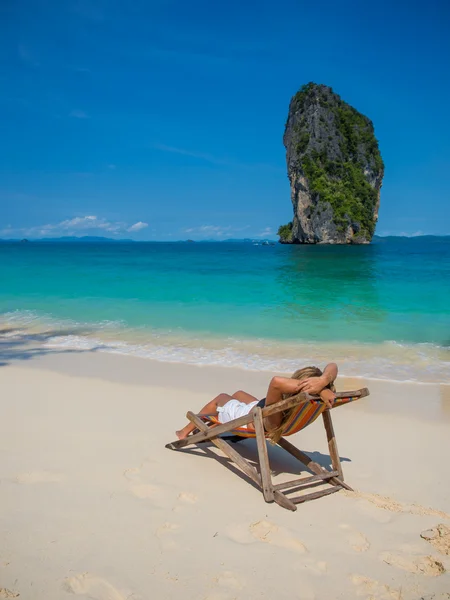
xmin=1 ymin=349 xmax=449 ymax=600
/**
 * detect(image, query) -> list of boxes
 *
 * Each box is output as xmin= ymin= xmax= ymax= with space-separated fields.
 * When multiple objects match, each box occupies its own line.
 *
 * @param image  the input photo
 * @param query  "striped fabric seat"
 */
xmin=203 ymin=394 xmax=359 ymax=438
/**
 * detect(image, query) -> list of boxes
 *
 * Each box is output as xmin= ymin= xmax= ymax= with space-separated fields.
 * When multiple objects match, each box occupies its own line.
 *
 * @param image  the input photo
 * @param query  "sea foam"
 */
xmin=1 ymin=310 xmax=448 ymax=384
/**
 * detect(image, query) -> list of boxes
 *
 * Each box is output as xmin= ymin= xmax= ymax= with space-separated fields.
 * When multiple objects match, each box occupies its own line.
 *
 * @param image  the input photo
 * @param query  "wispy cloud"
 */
xmin=127 ymin=221 xmax=148 ymax=232
xmin=399 ymin=230 xmax=425 ymax=237
xmin=0 ymin=215 xmax=149 ymax=239
xmin=184 ymin=225 xmax=232 ymax=237
xmin=254 ymin=227 xmax=274 ymax=238
xmin=38 ymin=215 xmax=124 ymax=235
xmin=153 ymin=144 xmax=227 ymax=166
xmin=377 ymin=230 xmax=427 ymax=237
xmin=69 ymin=109 xmax=89 ymax=119
xmin=183 ymin=224 xmax=250 ymax=240
xmin=153 ymin=143 xmax=283 ymax=173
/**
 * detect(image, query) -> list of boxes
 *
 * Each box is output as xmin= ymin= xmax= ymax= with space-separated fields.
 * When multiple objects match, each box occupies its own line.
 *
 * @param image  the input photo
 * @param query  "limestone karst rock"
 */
xmin=280 ymin=83 xmax=384 ymax=244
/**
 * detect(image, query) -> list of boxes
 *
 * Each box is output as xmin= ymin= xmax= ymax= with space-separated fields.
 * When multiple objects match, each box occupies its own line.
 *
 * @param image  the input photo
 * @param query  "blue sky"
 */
xmin=1 ymin=0 xmax=449 ymax=240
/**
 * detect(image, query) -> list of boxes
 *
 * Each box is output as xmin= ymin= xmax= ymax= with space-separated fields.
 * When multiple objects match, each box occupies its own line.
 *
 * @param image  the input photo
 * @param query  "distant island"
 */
xmin=1 ymin=235 xmax=448 ymax=245
xmin=280 ymin=82 xmax=384 ymax=244
xmin=0 ymin=236 xmax=267 ymax=244
xmin=0 ymin=236 xmax=134 ymax=243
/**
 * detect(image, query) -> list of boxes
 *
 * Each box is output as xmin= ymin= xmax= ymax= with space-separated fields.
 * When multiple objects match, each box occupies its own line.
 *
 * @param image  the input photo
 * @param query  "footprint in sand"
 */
xmin=123 ymin=465 xmax=167 ymax=507
xmin=0 ymin=589 xmax=19 ymax=599
xmin=123 ymin=466 xmax=141 ymax=482
xmin=380 ymin=552 xmax=445 ymax=576
xmin=350 ymin=574 xmax=399 ymax=599
xmin=124 ymin=463 xmax=199 ymax=512
xmin=177 ymin=491 xmax=198 ymax=504
xmin=156 ymin=522 xmax=180 ymax=551
xmin=62 ymin=573 xmax=126 ymax=600
xmin=14 ymin=470 xmax=63 ymax=484
xmin=420 ymin=595 xmax=450 ymax=600
xmin=123 ymin=457 xmax=159 ymax=481
xmin=343 ymin=491 xmax=450 ymax=520
xmin=227 ymin=519 xmax=307 ymax=554
xmin=128 ymin=482 xmax=164 ymax=501
xmin=339 ymin=523 xmax=370 ymax=552
xmin=421 ymin=524 xmax=450 ymax=556
xmin=172 ymin=491 xmax=199 ymax=513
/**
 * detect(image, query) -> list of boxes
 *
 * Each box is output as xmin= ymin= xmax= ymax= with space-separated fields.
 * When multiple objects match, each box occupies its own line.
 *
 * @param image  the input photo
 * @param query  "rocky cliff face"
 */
xmin=281 ymin=83 xmax=384 ymax=244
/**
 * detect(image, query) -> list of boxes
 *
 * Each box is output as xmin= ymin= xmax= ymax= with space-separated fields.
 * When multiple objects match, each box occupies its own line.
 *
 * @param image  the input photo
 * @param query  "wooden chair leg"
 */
xmin=278 ymin=437 xmax=352 ymax=491
xmin=253 ymin=407 xmax=274 ymax=502
xmin=322 ymin=410 xmax=344 ymax=481
xmin=187 ymin=412 xmax=296 ymax=511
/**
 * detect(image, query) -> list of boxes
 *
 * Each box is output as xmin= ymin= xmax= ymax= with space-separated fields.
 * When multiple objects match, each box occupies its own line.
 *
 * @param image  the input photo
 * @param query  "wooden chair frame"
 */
xmin=166 ymin=389 xmax=369 ymax=511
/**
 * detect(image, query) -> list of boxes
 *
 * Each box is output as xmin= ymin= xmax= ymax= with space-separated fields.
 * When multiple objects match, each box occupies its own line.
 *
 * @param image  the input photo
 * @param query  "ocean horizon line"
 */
xmin=1 ymin=234 xmax=449 ymax=244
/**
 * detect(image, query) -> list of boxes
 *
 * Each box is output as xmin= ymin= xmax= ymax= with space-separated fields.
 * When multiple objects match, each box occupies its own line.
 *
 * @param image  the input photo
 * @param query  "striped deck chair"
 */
xmin=166 ymin=388 xmax=369 ymax=511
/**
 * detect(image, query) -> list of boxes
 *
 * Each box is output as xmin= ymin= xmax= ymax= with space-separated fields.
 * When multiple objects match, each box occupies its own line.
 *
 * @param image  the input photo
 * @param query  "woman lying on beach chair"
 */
xmin=176 ymin=363 xmax=338 ymax=441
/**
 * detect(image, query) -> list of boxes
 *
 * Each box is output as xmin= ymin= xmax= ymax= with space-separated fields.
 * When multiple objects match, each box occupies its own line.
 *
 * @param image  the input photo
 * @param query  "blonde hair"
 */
xmin=267 ymin=366 xmax=334 ymax=444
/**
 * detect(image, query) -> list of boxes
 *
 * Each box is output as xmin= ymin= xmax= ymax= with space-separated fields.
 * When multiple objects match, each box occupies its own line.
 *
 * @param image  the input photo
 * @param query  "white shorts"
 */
xmin=217 ymin=399 xmax=259 ymax=424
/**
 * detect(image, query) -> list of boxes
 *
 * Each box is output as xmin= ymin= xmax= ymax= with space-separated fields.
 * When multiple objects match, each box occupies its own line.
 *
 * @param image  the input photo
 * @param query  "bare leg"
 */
xmin=176 ymin=390 xmax=259 ymax=440
xmin=176 ymin=393 xmax=232 ymax=439
xmin=231 ymin=390 xmax=258 ymax=403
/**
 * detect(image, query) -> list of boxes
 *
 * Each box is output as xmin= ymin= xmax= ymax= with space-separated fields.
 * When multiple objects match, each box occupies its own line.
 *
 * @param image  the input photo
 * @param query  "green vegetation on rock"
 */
xmin=301 ymin=153 xmax=378 ymax=236
xmin=296 ymin=132 xmax=310 ymax=155
xmin=277 ymin=222 xmax=293 ymax=243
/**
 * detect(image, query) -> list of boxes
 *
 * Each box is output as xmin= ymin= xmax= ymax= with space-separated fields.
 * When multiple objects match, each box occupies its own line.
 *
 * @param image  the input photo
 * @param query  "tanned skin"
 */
xmin=176 ymin=363 xmax=338 ymax=440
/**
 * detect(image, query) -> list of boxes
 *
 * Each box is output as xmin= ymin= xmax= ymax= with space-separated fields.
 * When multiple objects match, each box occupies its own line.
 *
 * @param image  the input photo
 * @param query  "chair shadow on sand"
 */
xmin=178 ymin=437 xmax=351 ymax=492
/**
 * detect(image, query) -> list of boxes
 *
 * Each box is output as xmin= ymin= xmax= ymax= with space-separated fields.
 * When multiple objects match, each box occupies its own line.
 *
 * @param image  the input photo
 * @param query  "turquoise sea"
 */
xmin=1 ymin=238 xmax=449 ymax=383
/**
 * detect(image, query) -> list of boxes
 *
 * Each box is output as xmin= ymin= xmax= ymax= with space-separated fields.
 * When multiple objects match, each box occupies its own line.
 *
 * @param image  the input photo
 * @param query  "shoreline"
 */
xmin=1 ymin=351 xmax=450 ymax=598
xmin=1 ymin=327 xmax=450 ymax=425
xmin=1 ymin=337 xmax=450 ymax=423
xmin=2 ymin=316 xmax=450 ymax=385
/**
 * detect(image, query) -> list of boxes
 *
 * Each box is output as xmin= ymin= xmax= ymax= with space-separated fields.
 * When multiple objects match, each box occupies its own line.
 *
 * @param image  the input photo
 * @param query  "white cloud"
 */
xmin=60 ymin=215 xmax=97 ymax=228
xmin=127 ymin=221 xmax=148 ymax=232
xmin=153 ymin=143 xmax=283 ymax=173
xmin=0 ymin=215 xmax=148 ymax=239
xmin=183 ymin=224 xmax=251 ymax=240
xmin=405 ymin=230 xmax=424 ymax=237
xmin=37 ymin=215 xmax=106 ymax=234
xmin=154 ymin=144 xmax=227 ymax=166
xmin=254 ymin=227 xmax=274 ymax=238
xmin=184 ymin=225 xmax=232 ymax=238
xmin=378 ymin=230 xmax=426 ymax=238
xmin=69 ymin=109 xmax=89 ymax=119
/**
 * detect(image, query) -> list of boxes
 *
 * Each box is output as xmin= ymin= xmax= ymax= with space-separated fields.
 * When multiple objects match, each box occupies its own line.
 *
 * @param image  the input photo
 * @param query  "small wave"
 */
xmin=41 ymin=334 xmax=450 ymax=384
xmin=1 ymin=310 xmax=449 ymax=384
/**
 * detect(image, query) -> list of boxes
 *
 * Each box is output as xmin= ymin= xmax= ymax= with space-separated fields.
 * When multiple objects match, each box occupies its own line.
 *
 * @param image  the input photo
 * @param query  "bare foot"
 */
xmin=176 ymin=430 xmax=188 ymax=440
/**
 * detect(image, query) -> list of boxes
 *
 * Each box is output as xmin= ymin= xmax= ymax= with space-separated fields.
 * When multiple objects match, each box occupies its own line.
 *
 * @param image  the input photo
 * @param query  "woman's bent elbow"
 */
xmin=270 ymin=376 xmax=283 ymax=390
